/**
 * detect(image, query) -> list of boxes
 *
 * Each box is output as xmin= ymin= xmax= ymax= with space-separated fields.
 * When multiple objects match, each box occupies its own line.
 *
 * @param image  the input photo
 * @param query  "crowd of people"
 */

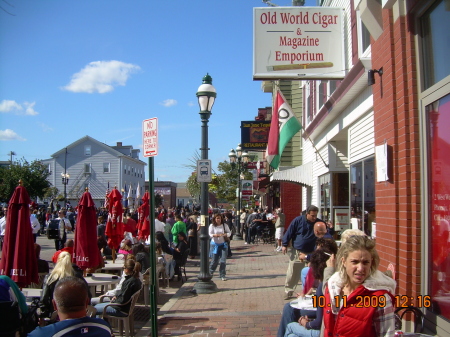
xmin=276 ymin=205 xmax=397 ymax=337
xmin=0 ymin=201 xmax=398 ymax=336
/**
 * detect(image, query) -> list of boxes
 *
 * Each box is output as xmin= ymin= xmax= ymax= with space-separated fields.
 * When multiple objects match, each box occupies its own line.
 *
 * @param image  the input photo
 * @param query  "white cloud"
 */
xmin=0 ymin=100 xmax=39 ymax=115
xmin=0 ymin=129 xmax=26 ymax=141
xmin=187 ymin=101 xmax=195 ymax=107
xmin=37 ymin=122 xmax=53 ymax=132
xmin=23 ymin=102 xmax=38 ymax=116
xmin=62 ymin=60 xmax=141 ymax=94
xmin=160 ymin=99 xmax=177 ymax=107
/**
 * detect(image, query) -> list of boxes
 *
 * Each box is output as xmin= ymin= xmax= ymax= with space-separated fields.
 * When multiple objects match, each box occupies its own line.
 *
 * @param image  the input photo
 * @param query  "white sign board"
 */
xmin=143 ymin=117 xmax=158 ymax=157
xmin=375 ymin=143 xmax=388 ymax=182
xmin=253 ymin=7 xmax=345 ymax=80
xmin=334 ymin=208 xmax=350 ymax=231
xmin=197 ymin=160 xmax=212 ymax=183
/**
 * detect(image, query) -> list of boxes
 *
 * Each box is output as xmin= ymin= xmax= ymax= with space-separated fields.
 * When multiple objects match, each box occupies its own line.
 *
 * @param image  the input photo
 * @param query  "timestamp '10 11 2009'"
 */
xmin=312 ymin=295 xmax=431 ymax=308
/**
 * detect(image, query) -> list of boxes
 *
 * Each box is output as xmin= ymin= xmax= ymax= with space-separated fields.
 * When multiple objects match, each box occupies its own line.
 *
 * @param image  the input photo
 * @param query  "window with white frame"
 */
xmin=84 ymin=145 xmax=91 ymax=156
xmin=47 ymin=164 xmax=51 ymax=174
xmin=103 ymin=163 xmax=110 ymax=174
xmin=357 ymin=11 xmax=371 ymax=58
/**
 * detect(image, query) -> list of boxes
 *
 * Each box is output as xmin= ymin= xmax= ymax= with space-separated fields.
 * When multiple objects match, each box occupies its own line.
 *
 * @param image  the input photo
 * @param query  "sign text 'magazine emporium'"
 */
xmin=253 ymin=7 xmax=345 ymax=80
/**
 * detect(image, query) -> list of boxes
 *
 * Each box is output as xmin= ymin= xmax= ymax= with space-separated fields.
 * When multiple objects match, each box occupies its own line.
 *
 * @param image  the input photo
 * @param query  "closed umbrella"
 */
xmin=0 ymin=181 xmax=38 ymax=287
xmin=137 ymin=191 xmax=150 ymax=241
xmin=73 ymin=189 xmax=102 ymax=271
xmin=105 ymin=188 xmax=124 ymax=262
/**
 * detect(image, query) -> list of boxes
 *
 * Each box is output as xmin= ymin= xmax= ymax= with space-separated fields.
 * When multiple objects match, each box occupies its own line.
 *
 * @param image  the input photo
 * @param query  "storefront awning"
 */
xmin=270 ymin=162 xmax=313 ymax=187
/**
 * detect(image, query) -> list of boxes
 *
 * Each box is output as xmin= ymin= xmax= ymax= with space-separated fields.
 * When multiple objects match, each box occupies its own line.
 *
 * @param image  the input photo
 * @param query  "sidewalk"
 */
xmin=137 ymin=239 xmax=289 ymax=337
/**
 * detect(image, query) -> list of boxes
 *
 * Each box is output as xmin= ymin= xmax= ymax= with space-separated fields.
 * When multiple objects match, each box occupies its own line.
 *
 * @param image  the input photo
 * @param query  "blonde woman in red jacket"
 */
xmin=323 ymin=235 xmax=396 ymax=337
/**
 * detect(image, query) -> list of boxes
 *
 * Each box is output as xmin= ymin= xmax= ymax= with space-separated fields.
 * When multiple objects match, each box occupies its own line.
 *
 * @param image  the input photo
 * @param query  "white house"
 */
xmin=41 ymin=136 xmax=146 ymax=208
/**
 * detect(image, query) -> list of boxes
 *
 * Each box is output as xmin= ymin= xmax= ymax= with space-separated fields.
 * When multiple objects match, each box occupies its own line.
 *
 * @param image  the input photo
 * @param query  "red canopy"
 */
xmin=137 ymin=191 xmax=150 ymax=241
xmin=105 ymin=188 xmax=124 ymax=249
xmin=73 ymin=190 xmax=102 ymax=270
xmin=0 ymin=182 xmax=38 ymax=287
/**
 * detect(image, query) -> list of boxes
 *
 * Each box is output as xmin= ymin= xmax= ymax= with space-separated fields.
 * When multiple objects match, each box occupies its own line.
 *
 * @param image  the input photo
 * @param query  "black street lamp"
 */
xmin=61 ymin=172 xmax=70 ymax=205
xmin=228 ymin=144 xmax=249 ymax=240
xmin=193 ymin=74 xmax=218 ymax=294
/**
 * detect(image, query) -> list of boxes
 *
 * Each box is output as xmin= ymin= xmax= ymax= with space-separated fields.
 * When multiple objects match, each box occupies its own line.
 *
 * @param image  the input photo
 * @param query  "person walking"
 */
xmin=275 ymin=208 xmax=286 ymax=252
xmin=171 ymin=214 xmax=186 ymax=245
xmin=209 ymin=213 xmax=231 ymax=281
xmin=281 ymin=205 xmax=321 ymax=300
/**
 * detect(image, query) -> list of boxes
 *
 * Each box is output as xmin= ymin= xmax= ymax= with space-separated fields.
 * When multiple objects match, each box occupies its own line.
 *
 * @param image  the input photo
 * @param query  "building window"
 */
xmin=84 ymin=163 xmax=91 ymax=174
xmin=427 ymin=93 xmax=450 ymax=321
xmin=318 ymin=80 xmax=328 ymax=110
xmin=124 ymin=165 xmax=127 ymax=174
xmin=103 ymin=163 xmax=110 ymax=174
xmin=350 ymin=157 xmax=375 ymax=236
xmin=84 ymin=145 xmax=91 ymax=156
xmin=47 ymin=164 xmax=51 ymax=174
xmin=421 ymin=0 xmax=450 ymax=90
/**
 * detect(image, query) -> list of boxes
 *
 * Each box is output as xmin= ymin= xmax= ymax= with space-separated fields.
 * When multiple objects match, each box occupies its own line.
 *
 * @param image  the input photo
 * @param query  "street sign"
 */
xmin=143 ymin=117 xmax=158 ymax=157
xmin=197 ymin=159 xmax=212 ymax=182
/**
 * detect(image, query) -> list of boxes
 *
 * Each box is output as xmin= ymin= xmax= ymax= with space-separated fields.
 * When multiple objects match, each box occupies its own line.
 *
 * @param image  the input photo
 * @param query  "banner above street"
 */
xmin=253 ymin=7 xmax=345 ymax=80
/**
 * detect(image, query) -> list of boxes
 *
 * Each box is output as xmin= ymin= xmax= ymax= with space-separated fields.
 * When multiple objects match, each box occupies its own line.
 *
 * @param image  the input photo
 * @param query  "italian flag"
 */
xmin=266 ymin=90 xmax=302 ymax=169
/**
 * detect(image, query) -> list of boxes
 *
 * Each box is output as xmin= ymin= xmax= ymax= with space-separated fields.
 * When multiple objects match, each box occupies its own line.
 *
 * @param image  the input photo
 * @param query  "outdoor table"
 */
xmin=101 ymin=260 xmax=124 ymax=275
xmin=84 ymin=273 xmax=120 ymax=295
xmin=22 ymin=288 xmax=42 ymax=306
xmin=402 ymin=334 xmax=435 ymax=336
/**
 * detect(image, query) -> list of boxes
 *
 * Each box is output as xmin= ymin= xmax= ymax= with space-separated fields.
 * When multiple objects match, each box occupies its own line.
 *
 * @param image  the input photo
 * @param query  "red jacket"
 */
xmin=323 ymin=284 xmax=389 ymax=337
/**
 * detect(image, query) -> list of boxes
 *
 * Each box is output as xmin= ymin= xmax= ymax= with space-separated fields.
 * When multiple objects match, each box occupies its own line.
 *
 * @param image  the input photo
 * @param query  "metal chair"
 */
xmin=178 ymin=248 xmax=190 ymax=284
xmin=101 ymin=286 xmax=142 ymax=337
xmin=28 ymin=272 xmax=48 ymax=289
xmin=395 ymin=306 xmax=424 ymax=333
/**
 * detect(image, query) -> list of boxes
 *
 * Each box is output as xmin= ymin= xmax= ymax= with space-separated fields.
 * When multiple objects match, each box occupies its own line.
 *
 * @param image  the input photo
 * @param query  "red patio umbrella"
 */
xmin=105 ymin=188 xmax=124 ymax=262
xmin=0 ymin=181 xmax=38 ymax=287
xmin=73 ymin=189 xmax=102 ymax=271
xmin=137 ymin=191 xmax=150 ymax=241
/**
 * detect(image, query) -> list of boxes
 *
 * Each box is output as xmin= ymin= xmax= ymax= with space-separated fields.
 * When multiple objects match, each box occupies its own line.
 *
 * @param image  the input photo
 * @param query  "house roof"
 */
xmin=50 ymin=135 xmax=146 ymax=165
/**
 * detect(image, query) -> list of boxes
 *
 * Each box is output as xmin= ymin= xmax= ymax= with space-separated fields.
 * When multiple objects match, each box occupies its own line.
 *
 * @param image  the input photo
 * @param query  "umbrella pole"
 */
xmin=112 ymin=248 xmax=116 ymax=263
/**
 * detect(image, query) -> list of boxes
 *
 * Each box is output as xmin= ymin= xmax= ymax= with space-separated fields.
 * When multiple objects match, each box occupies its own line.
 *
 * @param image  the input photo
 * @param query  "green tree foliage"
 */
xmin=0 ymin=158 xmax=51 ymax=202
xmin=215 ymin=161 xmax=253 ymax=202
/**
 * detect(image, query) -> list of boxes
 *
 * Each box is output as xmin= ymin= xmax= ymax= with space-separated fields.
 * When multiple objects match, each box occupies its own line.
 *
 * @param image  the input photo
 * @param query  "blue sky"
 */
xmin=0 ymin=0 xmax=317 ymax=183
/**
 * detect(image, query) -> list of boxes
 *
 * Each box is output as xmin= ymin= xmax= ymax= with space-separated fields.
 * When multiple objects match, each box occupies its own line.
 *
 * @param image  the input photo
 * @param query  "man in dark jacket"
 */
xmin=281 ymin=205 xmax=321 ymax=300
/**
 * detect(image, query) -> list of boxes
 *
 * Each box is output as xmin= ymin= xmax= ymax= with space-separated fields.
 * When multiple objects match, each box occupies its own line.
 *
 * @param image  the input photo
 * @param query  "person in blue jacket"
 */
xmin=281 ymin=205 xmax=322 ymax=300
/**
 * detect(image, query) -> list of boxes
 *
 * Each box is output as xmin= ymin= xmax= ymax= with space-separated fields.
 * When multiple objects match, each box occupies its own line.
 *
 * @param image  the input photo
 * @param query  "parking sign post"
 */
xmin=142 ymin=117 xmax=158 ymax=337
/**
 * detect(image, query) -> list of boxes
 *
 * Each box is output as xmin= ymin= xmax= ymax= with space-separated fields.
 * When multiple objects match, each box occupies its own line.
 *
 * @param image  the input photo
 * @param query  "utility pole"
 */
xmin=8 ymin=151 xmax=16 ymax=164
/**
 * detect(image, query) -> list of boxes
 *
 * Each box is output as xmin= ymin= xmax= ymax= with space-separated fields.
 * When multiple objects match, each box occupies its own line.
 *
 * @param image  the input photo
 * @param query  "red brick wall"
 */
xmin=279 ymin=182 xmax=302 ymax=229
xmin=371 ymin=9 xmax=421 ymax=298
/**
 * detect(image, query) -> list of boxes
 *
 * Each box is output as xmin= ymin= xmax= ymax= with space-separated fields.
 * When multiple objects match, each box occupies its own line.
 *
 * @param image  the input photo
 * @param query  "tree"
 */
xmin=0 ymin=158 xmax=51 ymax=202
xmin=215 ymin=161 xmax=253 ymax=202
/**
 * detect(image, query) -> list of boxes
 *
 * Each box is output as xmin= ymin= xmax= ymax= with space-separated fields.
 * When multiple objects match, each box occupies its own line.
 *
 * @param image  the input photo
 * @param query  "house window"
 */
xmin=84 ymin=145 xmax=91 ymax=156
xmin=47 ymin=164 xmax=51 ymax=174
xmin=318 ymin=80 xmax=328 ymax=110
xmin=124 ymin=165 xmax=127 ymax=174
xmin=421 ymin=0 xmax=450 ymax=90
xmin=103 ymin=163 xmax=110 ymax=174
xmin=350 ymin=157 xmax=375 ymax=236
xmin=84 ymin=163 xmax=91 ymax=174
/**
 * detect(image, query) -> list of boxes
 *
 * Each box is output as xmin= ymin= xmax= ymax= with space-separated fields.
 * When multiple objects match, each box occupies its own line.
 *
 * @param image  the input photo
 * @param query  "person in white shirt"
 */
xmin=30 ymin=209 xmax=41 ymax=243
xmin=0 ymin=209 xmax=6 ymax=250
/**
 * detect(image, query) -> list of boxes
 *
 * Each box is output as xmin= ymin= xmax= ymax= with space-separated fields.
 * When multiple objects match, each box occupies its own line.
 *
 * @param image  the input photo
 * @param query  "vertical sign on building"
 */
xmin=143 ymin=117 xmax=158 ymax=157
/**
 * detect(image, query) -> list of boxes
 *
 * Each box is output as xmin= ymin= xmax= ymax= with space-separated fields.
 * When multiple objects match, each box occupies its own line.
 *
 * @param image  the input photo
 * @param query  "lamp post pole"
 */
xmin=229 ymin=145 xmax=249 ymax=240
xmin=194 ymin=74 xmax=218 ymax=294
xmin=61 ymin=148 xmax=69 ymax=207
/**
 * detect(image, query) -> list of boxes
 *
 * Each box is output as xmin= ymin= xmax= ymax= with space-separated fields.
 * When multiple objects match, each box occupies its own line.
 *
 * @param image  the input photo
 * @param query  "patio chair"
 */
xmin=395 ymin=306 xmax=424 ymax=333
xmin=101 ymin=286 xmax=142 ymax=337
xmin=178 ymin=248 xmax=190 ymax=284
xmin=27 ymin=272 xmax=48 ymax=289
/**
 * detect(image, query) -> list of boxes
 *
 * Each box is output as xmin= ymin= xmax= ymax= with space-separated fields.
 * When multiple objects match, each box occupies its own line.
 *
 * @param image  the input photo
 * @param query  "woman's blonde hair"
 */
xmin=47 ymin=251 xmax=74 ymax=284
xmin=336 ymin=235 xmax=379 ymax=285
xmin=340 ymin=228 xmax=366 ymax=245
